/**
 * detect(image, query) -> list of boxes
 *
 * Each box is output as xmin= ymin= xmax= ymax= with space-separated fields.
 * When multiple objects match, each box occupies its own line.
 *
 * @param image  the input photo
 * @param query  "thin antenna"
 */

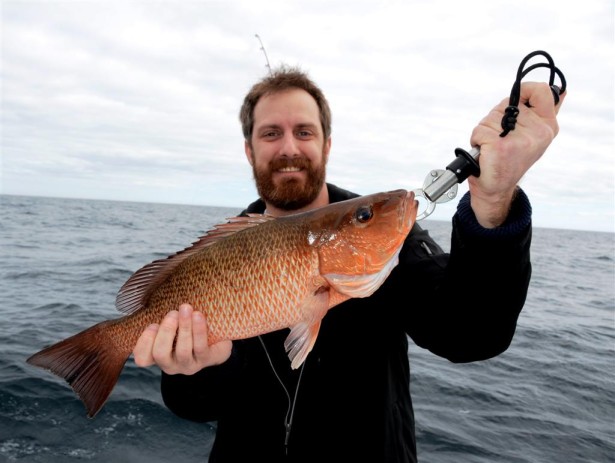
xmin=255 ymin=34 xmax=272 ymax=75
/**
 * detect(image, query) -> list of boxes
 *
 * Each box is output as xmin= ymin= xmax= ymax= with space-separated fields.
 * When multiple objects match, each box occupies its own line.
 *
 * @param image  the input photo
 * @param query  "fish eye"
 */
xmin=354 ymin=205 xmax=373 ymax=223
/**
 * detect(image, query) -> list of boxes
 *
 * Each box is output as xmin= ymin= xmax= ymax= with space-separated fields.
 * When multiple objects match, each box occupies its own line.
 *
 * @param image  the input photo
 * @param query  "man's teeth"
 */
xmin=279 ymin=167 xmax=301 ymax=172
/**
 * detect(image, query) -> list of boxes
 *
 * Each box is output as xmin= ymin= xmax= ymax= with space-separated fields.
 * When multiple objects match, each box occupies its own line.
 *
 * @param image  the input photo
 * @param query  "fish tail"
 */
xmin=26 ymin=319 xmax=130 ymax=418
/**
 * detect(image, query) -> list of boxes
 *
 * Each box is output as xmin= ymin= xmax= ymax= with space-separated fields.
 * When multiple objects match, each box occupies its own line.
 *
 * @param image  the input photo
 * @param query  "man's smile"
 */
xmin=277 ymin=166 xmax=302 ymax=173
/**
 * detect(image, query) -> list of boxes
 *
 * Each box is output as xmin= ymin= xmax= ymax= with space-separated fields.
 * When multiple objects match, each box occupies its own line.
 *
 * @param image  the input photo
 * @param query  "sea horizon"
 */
xmin=2 ymin=192 xmax=613 ymax=235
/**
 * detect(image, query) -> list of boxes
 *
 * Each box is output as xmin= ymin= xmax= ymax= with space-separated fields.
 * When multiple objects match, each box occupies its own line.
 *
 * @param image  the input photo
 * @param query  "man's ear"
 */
xmin=244 ymin=140 xmax=254 ymax=166
xmin=324 ymin=137 xmax=332 ymax=163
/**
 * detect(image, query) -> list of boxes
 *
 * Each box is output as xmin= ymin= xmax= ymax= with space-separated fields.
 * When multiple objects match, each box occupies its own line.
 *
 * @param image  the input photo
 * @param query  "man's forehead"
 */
xmin=253 ymin=89 xmax=321 ymax=126
xmin=255 ymin=88 xmax=318 ymax=111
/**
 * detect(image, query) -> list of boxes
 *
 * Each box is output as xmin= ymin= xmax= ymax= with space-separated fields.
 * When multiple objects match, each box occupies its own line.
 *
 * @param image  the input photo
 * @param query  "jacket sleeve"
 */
xmin=160 ymin=342 xmax=245 ymax=422
xmin=397 ymin=188 xmax=532 ymax=363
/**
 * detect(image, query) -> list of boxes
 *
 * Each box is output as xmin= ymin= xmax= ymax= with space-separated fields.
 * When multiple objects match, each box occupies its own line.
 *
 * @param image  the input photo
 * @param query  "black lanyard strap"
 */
xmin=500 ymin=50 xmax=567 ymax=137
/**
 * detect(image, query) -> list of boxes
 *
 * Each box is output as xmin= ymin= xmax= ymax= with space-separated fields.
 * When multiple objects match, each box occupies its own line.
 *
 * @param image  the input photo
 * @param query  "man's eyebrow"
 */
xmin=257 ymin=123 xmax=281 ymax=130
xmin=256 ymin=122 xmax=319 ymax=131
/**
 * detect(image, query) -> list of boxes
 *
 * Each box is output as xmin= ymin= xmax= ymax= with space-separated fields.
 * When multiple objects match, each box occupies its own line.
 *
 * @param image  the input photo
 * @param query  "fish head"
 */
xmin=309 ymin=189 xmax=418 ymax=298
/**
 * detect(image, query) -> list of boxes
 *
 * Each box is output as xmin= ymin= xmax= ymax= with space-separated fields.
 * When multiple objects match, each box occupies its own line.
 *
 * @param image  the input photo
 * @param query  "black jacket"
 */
xmin=161 ymin=183 xmax=533 ymax=463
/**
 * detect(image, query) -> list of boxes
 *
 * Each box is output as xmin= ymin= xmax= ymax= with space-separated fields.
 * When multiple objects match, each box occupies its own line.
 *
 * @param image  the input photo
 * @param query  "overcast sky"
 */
xmin=2 ymin=0 xmax=613 ymax=232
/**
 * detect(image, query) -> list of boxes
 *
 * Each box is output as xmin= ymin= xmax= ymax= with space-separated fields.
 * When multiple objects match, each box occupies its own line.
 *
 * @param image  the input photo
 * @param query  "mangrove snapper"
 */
xmin=27 ymin=189 xmax=418 ymax=417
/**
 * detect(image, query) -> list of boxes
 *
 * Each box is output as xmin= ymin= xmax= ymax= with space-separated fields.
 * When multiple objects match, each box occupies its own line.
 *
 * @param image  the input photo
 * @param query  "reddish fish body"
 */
xmin=27 ymin=189 xmax=417 ymax=417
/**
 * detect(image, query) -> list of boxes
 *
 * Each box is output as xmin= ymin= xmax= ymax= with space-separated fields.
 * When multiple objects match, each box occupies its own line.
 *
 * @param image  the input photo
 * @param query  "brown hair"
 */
xmin=239 ymin=64 xmax=332 ymax=142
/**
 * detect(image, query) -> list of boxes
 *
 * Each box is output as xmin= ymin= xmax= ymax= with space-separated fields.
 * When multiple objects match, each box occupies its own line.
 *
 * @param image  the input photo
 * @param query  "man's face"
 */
xmin=245 ymin=88 xmax=331 ymax=211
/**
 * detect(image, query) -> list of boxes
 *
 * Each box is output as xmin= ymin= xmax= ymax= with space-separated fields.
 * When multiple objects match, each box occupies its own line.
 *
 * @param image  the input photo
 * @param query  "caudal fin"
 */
xmin=26 ymin=319 xmax=130 ymax=418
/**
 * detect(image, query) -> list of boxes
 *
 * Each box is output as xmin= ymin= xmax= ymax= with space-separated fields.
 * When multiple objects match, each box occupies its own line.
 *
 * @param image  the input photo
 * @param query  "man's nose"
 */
xmin=279 ymin=133 xmax=299 ymax=157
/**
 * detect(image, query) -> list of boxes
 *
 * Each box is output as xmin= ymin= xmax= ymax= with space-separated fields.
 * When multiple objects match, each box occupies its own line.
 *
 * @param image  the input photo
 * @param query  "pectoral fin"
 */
xmin=284 ymin=287 xmax=329 ymax=369
xmin=285 ymin=320 xmax=322 ymax=369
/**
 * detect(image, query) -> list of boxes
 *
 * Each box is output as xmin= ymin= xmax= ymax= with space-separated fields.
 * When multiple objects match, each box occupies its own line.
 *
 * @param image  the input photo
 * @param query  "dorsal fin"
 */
xmin=115 ymin=214 xmax=275 ymax=315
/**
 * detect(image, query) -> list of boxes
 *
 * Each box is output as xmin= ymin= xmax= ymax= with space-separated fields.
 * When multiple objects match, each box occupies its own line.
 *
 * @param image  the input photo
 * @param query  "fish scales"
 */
xmin=146 ymin=218 xmax=322 ymax=342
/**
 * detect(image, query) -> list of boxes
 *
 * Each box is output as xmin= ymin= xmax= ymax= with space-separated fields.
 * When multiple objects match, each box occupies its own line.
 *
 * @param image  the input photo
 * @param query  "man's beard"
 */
xmin=252 ymin=155 xmax=326 ymax=211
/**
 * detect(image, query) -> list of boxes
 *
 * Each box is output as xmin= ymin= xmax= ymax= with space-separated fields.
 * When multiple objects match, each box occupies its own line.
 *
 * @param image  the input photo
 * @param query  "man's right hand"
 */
xmin=133 ymin=303 xmax=232 ymax=375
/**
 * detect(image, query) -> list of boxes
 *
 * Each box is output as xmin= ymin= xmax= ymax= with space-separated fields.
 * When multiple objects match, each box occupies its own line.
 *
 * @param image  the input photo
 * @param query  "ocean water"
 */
xmin=1 ymin=194 xmax=613 ymax=463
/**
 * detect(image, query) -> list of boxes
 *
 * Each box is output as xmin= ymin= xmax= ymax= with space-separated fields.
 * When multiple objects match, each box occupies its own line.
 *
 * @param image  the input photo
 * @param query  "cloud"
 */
xmin=2 ymin=0 xmax=613 ymax=232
